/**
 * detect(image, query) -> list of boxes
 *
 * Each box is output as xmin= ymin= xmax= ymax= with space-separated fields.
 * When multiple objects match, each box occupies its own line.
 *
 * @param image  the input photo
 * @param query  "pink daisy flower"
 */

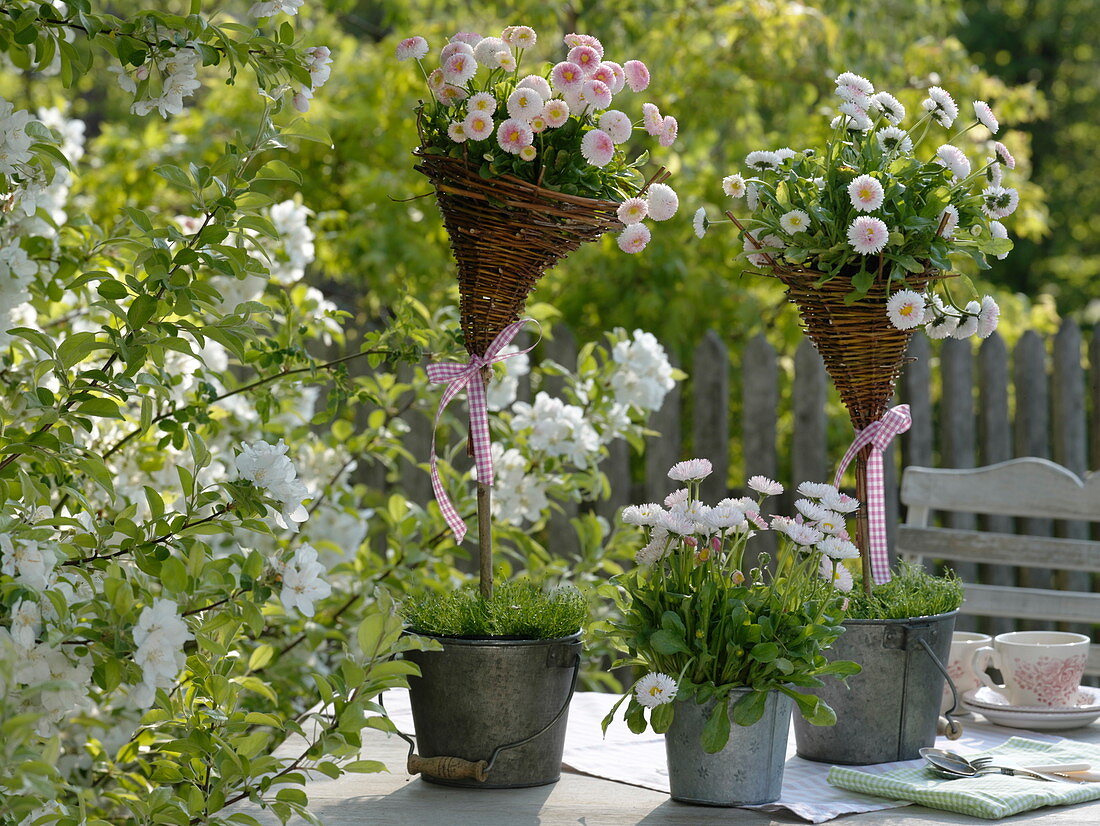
xmin=590 ymin=63 xmax=616 ymax=89
xmin=580 ymin=128 xmax=615 ymax=167
xmin=938 ymin=205 xmax=959 ymax=239
xmin=617 ymin=198 xmax=648 ymax=225
xmin=568 ymin=45 xmax=602 ymax=76
xmin=439 ymin=42 xmax=473 ymax=63
xmin=658 ymin=115 xmax=678 ymax=147
xmin=581 ymin=79 xmax=612 ymax=111
xmin=396 ymin=36 xmax=429 ymax=62
xmin=542 ymin=98 xmax=570 ymax=128
xmin=507 ymin=87 xmax=544 ymax=120
xmin=447 ymin=122 xmax=467 ymax=142
xmin=623 ymin=59 xmax=650 ymax=92
xmin=847 ymin=216 xmax=890 ymax=255
xmin=519 ymin=144 xmax=537 ymax=161
xmin=847 ymin=174 xmax=884 ymax=212
xmin=463 ymin=111 xmax=494 ymax=141
xmin=993 ymin=141 xmax=1016 ymax=169
xmin=642 ymin=102 xmax=662 ymax=136
xmin=507 ymin=26 xmax=536 ymax=50
xmin=564 ymin=33 xmax=604 ymax=59
xmin=442 ymin=52 xmax=476 ymax=85
xmin=427 ymin=68 xmax=445 ymax=92
xmin=450 ymin=32 xmax=482 ymax=46
xmin=551 ymin=61 xmax=584 ymax=92
xmin=973 ymin=100 xmax=998 ymax=134
xmin=517 ymin=75 xmax=552 ymax=100
xmin=617 ymin=223 xmax=651 ymax=254
xmin=496 ymin=118 xmax=533 ymax=154
xmin=435 ymin=84 xmax=467 ymax=106
xmin=603 ymin=61 xmax=626 ymax=94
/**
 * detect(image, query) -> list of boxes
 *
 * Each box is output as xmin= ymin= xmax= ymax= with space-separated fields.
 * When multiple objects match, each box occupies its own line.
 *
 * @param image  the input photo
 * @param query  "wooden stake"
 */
xmin=854 ymin=448 xmax=874 ymax=597
xmin=477 ymin=481 xmax=492 ymax=600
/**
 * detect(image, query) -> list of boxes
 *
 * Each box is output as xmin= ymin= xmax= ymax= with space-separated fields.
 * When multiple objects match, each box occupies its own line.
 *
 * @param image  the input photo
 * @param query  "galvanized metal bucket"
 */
xmin=403 ymin=632 xmax=581 ymax=788
xmin=793 ymin=610 xmax=957 ymax=765
xmin=665 ymin=688 xmax=794 ymax=806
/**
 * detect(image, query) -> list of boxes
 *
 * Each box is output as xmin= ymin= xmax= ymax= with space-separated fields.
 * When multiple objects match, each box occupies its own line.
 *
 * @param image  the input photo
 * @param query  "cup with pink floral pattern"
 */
xmin=941 ymin=631 xmax=992 ymax=713
xmin=971 ymin=631 xmax=1091 ymax=708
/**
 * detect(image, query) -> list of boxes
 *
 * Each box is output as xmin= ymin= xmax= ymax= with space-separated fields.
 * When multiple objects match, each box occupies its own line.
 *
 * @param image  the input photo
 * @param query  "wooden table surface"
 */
xmin=232 ymin=710 xmax=1100 ymax=826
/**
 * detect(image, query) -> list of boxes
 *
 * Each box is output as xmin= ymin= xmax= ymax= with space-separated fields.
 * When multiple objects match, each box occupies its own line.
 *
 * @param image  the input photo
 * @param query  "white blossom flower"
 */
xmin=819 ymin=490 xmax=859 ymax=513
xmin=580 ymin=128 xmax=615 ymax=167
xmin=835 ymin=72 xmax=874 ymax=106
xmin=722 ymin=173 xmax=747 ymax=199
xmin=973 ymin=100 xmax=998 ymax=134
xmin=815 ymin=511 xmax=848 ymax=535
xmin=486 ymin=346 xmax=529 ymax=411
xmin=743 ymin=233 xmax=782 ymax=268
xmin=818 ymin=535 xmax=860 ymax=560
xmin=936 ymin=145 xmax=971 ymax=179
xmin=635 ymin=528 xmax=671 ymax=565
xmin=870 ymin=91 xmax=905 ymax=124
xmin=784 ymin=522 xmax=824 ymax=546
xmin=610 ymin=330 xmax=675 ymax=411
xmin=668 ymin=458 xmax=713 ymax=482
xmin=1 ymin=536 xmax=57 ymax=591
xmin=11 ymin=598 xmax=41 ymax=649
xmin=279 ymin=544 xmax=332 ymax=617
xmin=989 ymin=220 xmax=1010 ymax=260
xmin=250 ymin=0 xmax=304 ymax=16
xmin=617 ymin=223 xmax=651 ymax=253
xmin=780 ymin=209 xmax=810 ymax=234
xmin=635 ymin=672 xmax=678 ymax=707
xmin=132 ymin=599 xmax=192 ymax=699
xmin=447 ymin=122 xmax=467 ymax=142
xmin=645 ymin=183 xmax=678 ymax=222
xmin=876 ymin=126 xmax=913 ymax=154
xmin=848 ymin=175 xmax=884 ymax=212
xmin=622 ymin=503 xmax=665 ymax=527
xmin=819 ymin=557 xmax=853 ymax=592
xmin=992 ymin=141 xmax=1016 ymax=169
xmin=981 ymin=185 xmax=1019 ymax=219
xmin=746 ymin=183 xmax=760 ymax=210
xmin=236 ymin=439 xmax=311 ymax=531
xmin=922 ymin=86 xmax=959 ymax=127
xmin=847 ymin=216 xmax=889 ymax=255
xmin=977 ymin=295 xmax=1000 ymax=339
xmin=598 ymin=109 xmax=632 ymax=143
xmin=0 ymin=99 xmax=36 ymax=176
xmin=664 ymin=488 xmax=690 ymax=508
xmin=473 ymin=36 xmax=508 ymax=67
xmin=797 ymin=481 xmax=838 ymax=499
xmin=925 ymin=295 xmax=960 ymax=340
xmin=617 ymin=197 xmax=648 ymax=225
xmin=748 ymin=476 xmax=783 ymax=496
xmin=887 ymin=289 xmax=926 ymax=330
xmin=511 ymin=392 xmax=601 ymax=468
xmin=692 ymin=207 xmax=708 ymax=239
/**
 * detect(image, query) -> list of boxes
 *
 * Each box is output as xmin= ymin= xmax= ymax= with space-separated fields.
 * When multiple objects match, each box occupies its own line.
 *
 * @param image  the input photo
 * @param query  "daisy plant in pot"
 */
xmin=602 ymin=461 xmax=859 ymax=807
xmin=393 ymin=26 xmax=679 ymax=790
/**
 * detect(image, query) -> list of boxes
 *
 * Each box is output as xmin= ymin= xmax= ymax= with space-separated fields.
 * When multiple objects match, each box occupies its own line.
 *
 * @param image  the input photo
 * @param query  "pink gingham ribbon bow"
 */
xmin=832 ymin=404 xmax=912 ymax=585
xmin=427 ymin=319 xmax=538 ymax=543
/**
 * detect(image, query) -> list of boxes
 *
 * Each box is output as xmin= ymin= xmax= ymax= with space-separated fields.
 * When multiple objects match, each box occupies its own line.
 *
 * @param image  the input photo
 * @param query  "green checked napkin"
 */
xmin=828 ymin=737 xmax=1100 ymax=819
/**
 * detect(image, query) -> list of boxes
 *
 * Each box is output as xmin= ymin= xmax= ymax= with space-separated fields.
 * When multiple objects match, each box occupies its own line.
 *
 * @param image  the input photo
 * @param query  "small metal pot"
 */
xmin=665 ymin=688 xmax=794 ymax=806
xmin=403 ymin=632 xmax=581 ymax=789
xmin=793 ymin=610 xmax=957 ymax=765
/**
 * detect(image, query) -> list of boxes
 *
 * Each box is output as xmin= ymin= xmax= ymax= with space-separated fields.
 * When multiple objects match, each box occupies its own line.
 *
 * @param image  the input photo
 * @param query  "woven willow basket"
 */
xmin=416 ymin=150 xmax=669 ymax=356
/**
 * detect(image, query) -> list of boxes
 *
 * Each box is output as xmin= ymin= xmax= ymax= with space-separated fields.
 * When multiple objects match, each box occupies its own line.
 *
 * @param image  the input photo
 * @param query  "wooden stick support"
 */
xmin=477 ymin=481 xmax=492 ymax=600
xmin=854 ymin=448 xmax=874 ymax=595
xmin=407 ymin=753 xmax=489 ymax=782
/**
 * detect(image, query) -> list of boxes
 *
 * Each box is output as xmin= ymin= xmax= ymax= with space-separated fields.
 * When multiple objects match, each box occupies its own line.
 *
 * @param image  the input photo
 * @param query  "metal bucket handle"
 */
xmin=917 ymin=637 xmax=964 ymax=740
xmin=398 ymin=641 xmax=582 ymax=782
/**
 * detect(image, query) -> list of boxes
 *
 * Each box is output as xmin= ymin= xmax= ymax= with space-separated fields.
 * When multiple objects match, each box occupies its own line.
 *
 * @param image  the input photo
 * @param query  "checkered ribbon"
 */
xmin=427 ymin=319 xmax=538 ymax=543
xmin=832 ymin=404 xmax=912 ymax=584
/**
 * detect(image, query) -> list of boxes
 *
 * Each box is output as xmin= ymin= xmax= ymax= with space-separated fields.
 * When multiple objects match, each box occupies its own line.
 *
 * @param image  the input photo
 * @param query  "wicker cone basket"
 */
xmin=415 ymin=150 xmax=640 ymax=357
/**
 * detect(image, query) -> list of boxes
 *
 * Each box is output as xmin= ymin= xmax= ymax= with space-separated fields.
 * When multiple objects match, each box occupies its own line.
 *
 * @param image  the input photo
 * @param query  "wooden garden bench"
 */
xmin=897 ymin=457 xmax=1100 ymax=677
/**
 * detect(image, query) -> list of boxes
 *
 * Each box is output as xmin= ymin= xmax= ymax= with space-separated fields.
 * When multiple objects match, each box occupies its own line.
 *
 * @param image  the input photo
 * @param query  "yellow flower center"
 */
xmin=900 ymin=305 xmax=914 ymax=316
xmin=859 ymin=187 xmax=873 ymax=200
xmin=648 ymin=685 xmax=662 ymax=697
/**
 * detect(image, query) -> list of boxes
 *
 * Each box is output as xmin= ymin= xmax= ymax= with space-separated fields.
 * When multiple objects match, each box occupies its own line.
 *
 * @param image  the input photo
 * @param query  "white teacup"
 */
xmin=971 ymin=631 xmax=1091 ymax=707
xmin=941 ymin=631 xmax=992 ymax=713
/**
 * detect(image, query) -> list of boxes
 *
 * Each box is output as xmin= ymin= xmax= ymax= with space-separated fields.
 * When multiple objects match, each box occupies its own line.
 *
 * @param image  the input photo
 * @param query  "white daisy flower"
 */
xmin=989 ymin=220 xmax=1010 ymax=260
xmin=815 ymin=511 xmax=848 ymax=535
xmin=870 ymin=91 xmax=905 ymax=124
xmin=819 ymin=557 xmax=854 ymax=592
xmin=668 ymin=458 xmax=713 ymax=482
xmin=774 ymin=147 xmax=797 ymax=162
xmin=992 ymin=141 xmax=1016 ymax=169
xmin=664 ymin=488 xmax=689 ymax=508
xmin=785 ymin=522 xmax=824 ymax=547
xmin=693 ymin=207 xmax=708 ymax=239
xmin=795 ymin=498 xmax=830 ymax=522
xmin=617 ymin=197 xmax=648 ymax=225
xmin=467 ymin=91 xmax=496 ymax=114
xmin=936 ymin=144 xmax=972 ymax=179
xmin=876 ymin=126 xmax=913 ymax=154
xmin=519 ymin=144 xmax=537 ymax=161
xmin=848 ymin=174 xmax=884 ymax=212
xmin=951 ymin=301 xmax=982 ymax=339
xmin=622 ymin=503 xmax=665 ymax=527
xmin=819 ymin=535 xmax=860 ymax=560
xmin=542 ymin=98 xmax=570 ymax=128
xmin=722 ymin=173 xmax=747 ymax=198
xmin=617 ymin=223 xmax=651 ymax=254
xmin=635 ymin=672 xmax=678 ymax=708
xmin=797 ymin=481 xmax=838 ymax=499
xmin=463 ymin=111 xmax=494 ymax=141
xmin=745 ymin=183 xmax=760 ymax=210
xmin=747 ymin=475 xmax=784 ymax=496
xmin=507 ymin=87 xmax=544 ymax=120
xmin=938 ymin=204 xmax=960 ymax=239
xmin=517 ymin=74 xmax=552 ymax=100
xmin=977 ymin=295 xmax=1000 ymax=338
xmin=635 ymin=529 xmax=670 ymax=566
xmin=831 ymin=112 xmax=872 ymax=132
xmin=847 ymin=216 xmax=890 ymax=255
xmin=395 ymin=36 xmax=429 ymax=62
xmin=745 ymin=150 xmax=781 ymax=171
xmin=598 ymin=109 xmax=633 ymax=143
xmin=922 ymin=85 xmax=959 ymax=127
xmin=447 ymin=122 xmax=467 ymax=142
xmin=835 ymin=72 xmax=874 ymax=106
xmin=981 ymin=185 xmax=1019 ymax=219
xmin=473 ymin=36 xmax=507 ymax=67
xmin=819 ymin=490 xmax=859 ymax=513
xmin=646 ymin=183 xmax=679 ymax=221
xmin=780 ymin=209 xmax=810 ymax=234
xmin=987 ymin=161 xmax=1004 ymax=186
xmin=887 ymin=289 xmax=926 ymax=330
xmin=973 ymin=100 xmax=998 ymax=134
xmin=743 ymin=233 xmax=782 ymax=267
xmin=925 ymin=295 xmax=959 ymax=340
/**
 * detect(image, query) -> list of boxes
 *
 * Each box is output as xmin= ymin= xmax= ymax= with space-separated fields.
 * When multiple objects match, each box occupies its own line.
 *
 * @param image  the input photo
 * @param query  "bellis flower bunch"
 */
xmin=397 ymin=27 xmax=679 ymax=253
xmin=602 ymin=462 xmax=859 ymax=750
xmin=697 ymin=73 xmax=1017 ymax=340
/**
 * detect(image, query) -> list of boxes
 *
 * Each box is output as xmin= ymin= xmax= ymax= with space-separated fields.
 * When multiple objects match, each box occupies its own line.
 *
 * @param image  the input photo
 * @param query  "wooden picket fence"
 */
xmin=537 ymin=319 xmax=1099 ymax=635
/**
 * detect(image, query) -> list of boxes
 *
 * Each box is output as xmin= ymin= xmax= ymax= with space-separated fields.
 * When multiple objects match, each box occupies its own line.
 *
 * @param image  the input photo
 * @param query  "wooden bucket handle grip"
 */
xmin=407 ymin=753 xmax=489 ymax=782
xmin=936 ymin=715 xmax=964 ymax=740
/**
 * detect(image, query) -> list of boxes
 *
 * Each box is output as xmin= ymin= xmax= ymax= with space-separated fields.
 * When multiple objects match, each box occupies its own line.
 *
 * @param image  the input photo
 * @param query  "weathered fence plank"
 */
xmin=692 ymin=331 xmax=730 ymax=502
xmin=542 ymin=329 xmax=581 ymax=560
xmin=940 ymin=338 xmax=978 ymax=628
xmin=742 ymin=334 xmax=778 ymax=555
xmin=901 ymin=333 xmax=934 ymax=470
xmin=792 ymin=340 xmax=827 ymax=487
xmin=644 ymin=353 xmax=682 ymax=505
xmin=1091 ymin=325 xmax=1100 ymax=475
xmin=977 ymin=333 xmax=1015 ymax=635
xmin=1013 ymin=331 xmax=1055 ymax=627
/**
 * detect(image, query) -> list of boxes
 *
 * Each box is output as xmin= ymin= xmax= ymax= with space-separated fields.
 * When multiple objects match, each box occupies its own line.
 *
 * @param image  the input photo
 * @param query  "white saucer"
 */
xmin=962 ymin=686 xmax=1100 ymax=731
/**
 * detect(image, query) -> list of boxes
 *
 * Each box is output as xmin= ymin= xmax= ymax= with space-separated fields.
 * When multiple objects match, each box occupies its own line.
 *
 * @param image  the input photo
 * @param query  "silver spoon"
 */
xmin=920 ymin=749 xmax=1085 ymax=783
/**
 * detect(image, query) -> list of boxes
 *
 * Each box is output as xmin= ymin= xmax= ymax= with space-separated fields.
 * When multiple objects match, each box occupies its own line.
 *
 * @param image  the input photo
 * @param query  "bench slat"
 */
xmin=961 ymin=584 xmax=1100 ymax=625
xmin=897 ymin=526 xmax=1100 ymax=572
